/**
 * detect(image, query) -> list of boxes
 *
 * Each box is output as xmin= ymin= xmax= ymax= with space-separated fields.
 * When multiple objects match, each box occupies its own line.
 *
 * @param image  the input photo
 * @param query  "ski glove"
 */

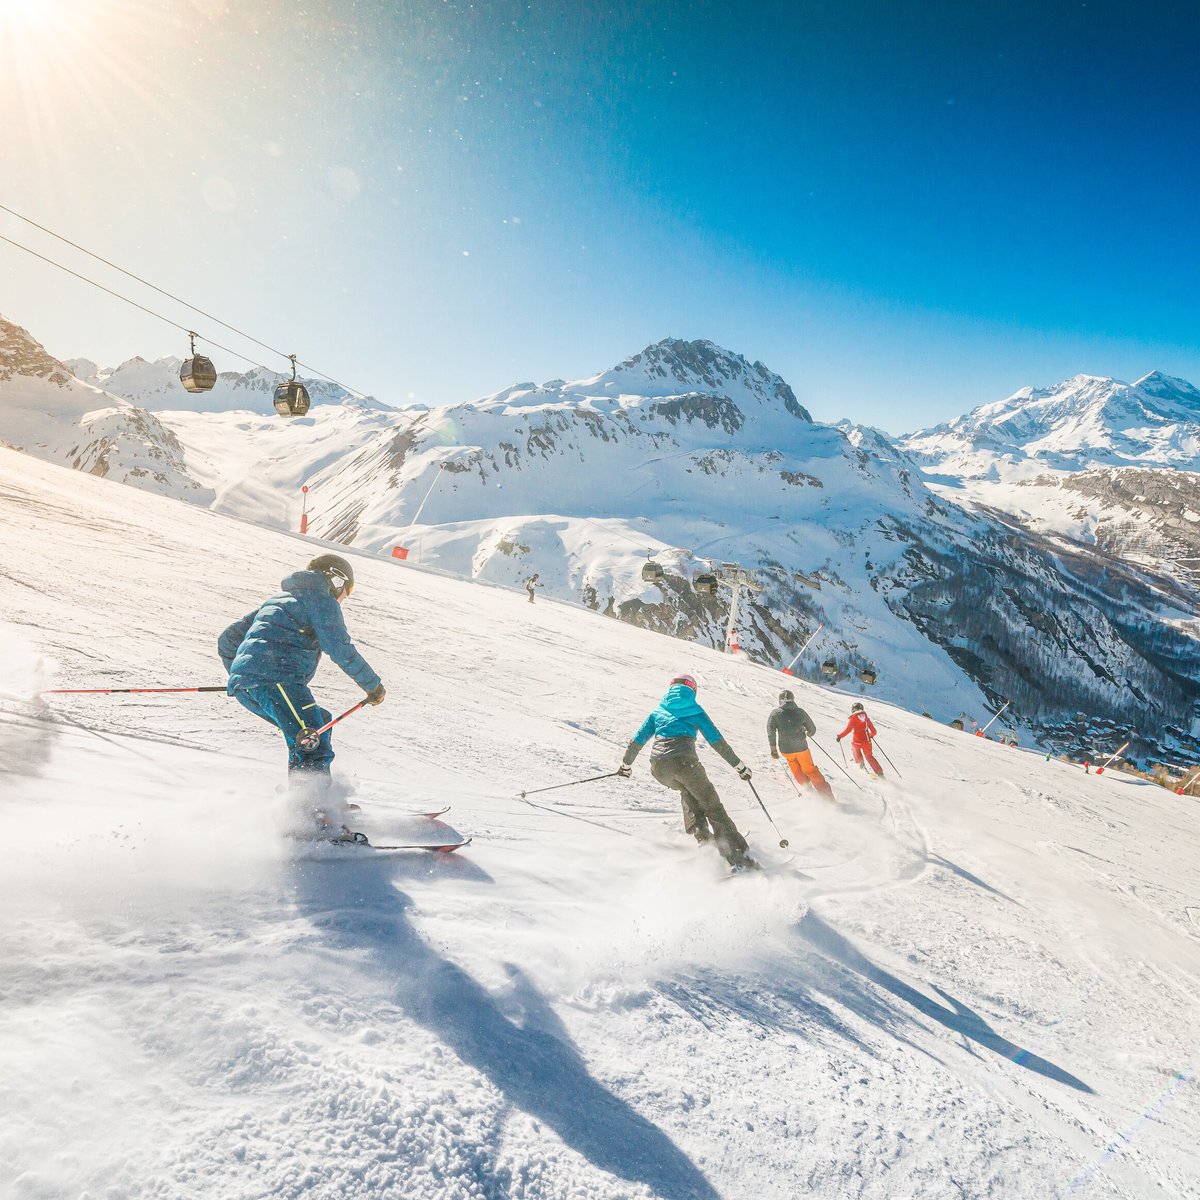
xmin=736 ymin=764 xmax=752 ymax=781
xmin=365 ymin=684 xmax=387 ymax=706
xmin=617 ymin=763 xmax=632 ymax=778
xmin=835 ymin=733 xmax=843 ymax=742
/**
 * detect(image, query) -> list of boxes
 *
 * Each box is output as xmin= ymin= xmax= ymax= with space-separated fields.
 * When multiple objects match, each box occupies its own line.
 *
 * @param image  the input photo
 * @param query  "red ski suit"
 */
xmin=837 ymin=711 xmax=883 ymax=776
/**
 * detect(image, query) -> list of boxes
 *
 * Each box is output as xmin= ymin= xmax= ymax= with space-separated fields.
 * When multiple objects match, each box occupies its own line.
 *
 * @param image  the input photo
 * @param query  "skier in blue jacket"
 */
xmin=618 ymin=674 xmax=756 ymax=869
xmin=218 ymin=554 xmax=385 ymax=797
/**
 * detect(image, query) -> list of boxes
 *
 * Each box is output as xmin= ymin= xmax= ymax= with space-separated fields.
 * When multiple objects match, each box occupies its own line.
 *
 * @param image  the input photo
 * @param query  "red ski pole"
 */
xmin=42 ymin=685 xmax=228 ymax=695
xmin=296 ymin=701 xmax=368 ymax=752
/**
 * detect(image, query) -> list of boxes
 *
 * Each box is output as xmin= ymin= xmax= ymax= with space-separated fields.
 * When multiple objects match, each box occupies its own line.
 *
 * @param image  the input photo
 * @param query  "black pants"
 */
xmin=650 ymin=754 xmax=748 ymax=864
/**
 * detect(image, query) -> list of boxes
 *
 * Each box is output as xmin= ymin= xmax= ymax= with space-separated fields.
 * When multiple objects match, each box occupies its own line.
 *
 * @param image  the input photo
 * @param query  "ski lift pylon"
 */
xmin=274 ymin=354 xmax=311 ymax=417
xmin=179 ymin=331 xmax=216 ymax=393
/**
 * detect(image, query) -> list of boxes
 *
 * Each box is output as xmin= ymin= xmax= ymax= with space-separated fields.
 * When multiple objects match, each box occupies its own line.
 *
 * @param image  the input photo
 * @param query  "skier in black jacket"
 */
xmin=768 ymin=690 xmax=834 ymax=799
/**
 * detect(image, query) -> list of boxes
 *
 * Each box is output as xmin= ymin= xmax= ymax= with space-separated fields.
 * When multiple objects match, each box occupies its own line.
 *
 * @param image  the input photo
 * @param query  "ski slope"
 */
xmin=1 ymin=446 xmax=1198 ymax=1200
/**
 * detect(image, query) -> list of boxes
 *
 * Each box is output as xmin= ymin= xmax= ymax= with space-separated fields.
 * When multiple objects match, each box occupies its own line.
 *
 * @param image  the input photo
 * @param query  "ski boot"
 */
xmin=726 ymin=847 xmax=762 ymax=874
xmin=312 ymin=810 xmax=369 ymax=844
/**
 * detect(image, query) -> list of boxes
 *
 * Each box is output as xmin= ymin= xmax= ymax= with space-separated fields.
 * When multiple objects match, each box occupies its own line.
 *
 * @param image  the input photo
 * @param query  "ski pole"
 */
xmin=778 ymin=761 xmax=806 ymax=799
xmin=744 ymin=777 xmax=789 ymax=848
xmin=1094 ymin=740 xmax=1131 ymax=776
xmin=41 ymin=685 xmax=228 ymax=695
xmin=296 ymin=701 xmax=368 ymax=752
xmin=519 ymin=771 xmax=623 ymax=799
xmin=872 ymin=737 xmax=902 ymax=778
xmin=838 ymin=738 xmax=848 ymax=766
xmin=811 ymin=737 xmax=862 ymax=790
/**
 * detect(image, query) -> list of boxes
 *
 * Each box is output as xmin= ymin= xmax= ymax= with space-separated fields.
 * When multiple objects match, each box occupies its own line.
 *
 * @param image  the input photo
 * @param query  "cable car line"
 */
xmin=0 ymin=200 xmax=295 ymax=366
xmin=0 ymin=231 xmax=274 ymax=373
xmin=0 ymin=202 xmax=367 ymax=399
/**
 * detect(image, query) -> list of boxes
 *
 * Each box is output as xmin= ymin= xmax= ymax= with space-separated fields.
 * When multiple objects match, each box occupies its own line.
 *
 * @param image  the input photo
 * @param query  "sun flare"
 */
xmin=0 ymin=0 xmax=90 ymax=49
xmin=0 ymin=0 xmax=60 ymax=25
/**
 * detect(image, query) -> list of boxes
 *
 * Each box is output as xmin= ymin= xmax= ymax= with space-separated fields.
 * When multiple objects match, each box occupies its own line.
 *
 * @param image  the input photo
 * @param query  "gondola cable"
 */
xmin=0 ymin=230 xmax=275 ymax=375
xmin=0 ymin=202 xmax=368 ymax=399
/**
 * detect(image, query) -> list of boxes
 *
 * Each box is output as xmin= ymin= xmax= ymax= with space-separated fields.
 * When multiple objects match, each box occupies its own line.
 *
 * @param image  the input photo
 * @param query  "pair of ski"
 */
xmin=329 ymin=804 xmax=471 ymax=854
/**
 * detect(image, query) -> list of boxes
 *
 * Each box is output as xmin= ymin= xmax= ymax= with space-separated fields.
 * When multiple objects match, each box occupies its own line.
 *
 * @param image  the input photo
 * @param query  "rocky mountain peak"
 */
xmin=0 ymin=316 xmax=74 ymax=387
xmin=1133 ymin=370 xmax=1200 ymax=404
xmin=610 ymin=338 xmax=812 ymax=422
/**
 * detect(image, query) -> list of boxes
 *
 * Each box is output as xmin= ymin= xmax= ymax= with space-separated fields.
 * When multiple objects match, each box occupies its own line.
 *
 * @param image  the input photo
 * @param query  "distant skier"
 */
xmin=768 ymin=690 xmax=834 ymax=799
xmin=525 ymin=573 xmax=542 ymax=604
xmin=836 ymin=702 xmax=883 ymax=777
xmin=218 ymin=554 xmax=385 ymax=825
xmin=618 ymin=674 xmax=756 ymax=870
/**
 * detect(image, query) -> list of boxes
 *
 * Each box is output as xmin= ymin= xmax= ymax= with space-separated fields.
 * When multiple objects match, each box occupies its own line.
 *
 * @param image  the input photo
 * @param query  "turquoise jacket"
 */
xmin=218 ymin=570 xmax=381 ymax=694
xmin=624 ymin=684 xmax=741 ymax=767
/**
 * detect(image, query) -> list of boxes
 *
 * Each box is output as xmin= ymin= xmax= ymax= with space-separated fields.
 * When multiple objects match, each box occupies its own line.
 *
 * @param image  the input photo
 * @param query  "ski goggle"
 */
xmin=328 ymin=570 xmax=353 ymax=596
xmin=671 ymin=675 xmax=698 ymax=691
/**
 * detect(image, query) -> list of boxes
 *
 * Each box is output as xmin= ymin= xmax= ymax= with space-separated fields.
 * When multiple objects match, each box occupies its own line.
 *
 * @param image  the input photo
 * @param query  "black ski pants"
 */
xmin=650 ymin=754 xmax=748 ymax=864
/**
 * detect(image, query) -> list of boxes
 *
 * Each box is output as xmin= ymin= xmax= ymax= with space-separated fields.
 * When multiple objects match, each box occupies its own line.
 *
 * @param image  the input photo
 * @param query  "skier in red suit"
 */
xmin=837 ymin=702 xmax=884 ymax=776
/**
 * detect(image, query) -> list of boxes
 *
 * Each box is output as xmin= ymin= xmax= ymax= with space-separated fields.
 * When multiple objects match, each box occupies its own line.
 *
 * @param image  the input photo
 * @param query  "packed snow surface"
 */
xmin=1 ymin=448 xmax=1198 ymax=1199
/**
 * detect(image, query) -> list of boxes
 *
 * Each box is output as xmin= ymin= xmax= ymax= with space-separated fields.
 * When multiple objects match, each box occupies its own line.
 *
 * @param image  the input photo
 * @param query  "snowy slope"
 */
xmin=9 ymin=320 xmax=1200 ymax=756
xmin=2 ymin=447 xmax=1198 ymax=1199
xmin=151 ymin=342 xmax=1200 ymax=758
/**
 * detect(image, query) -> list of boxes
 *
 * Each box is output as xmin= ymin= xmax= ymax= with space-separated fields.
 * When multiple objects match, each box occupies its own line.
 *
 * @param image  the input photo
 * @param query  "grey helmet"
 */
xmin=308 ymin=553 xmax=354 ymax=598
xmin=851 ymin=701 xmax=865 ymax=713
xmin=778 ymin=690 xmax=795 ymax=703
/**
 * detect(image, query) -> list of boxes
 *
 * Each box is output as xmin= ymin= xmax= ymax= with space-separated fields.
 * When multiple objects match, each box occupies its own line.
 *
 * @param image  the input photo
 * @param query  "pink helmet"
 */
xmin=671 ymin=674 xmax=698 ymax=691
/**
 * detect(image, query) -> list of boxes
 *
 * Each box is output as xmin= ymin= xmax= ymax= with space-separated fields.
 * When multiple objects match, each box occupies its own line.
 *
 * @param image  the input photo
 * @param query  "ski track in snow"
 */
xmin=1 ymin=449 xmax=1199 ymax=1200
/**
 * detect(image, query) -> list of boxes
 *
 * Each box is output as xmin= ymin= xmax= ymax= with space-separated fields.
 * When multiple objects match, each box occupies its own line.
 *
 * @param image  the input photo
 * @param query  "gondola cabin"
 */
xmin=641 ymin=560 xmax=665 ymax=583
xmin=179 ymin=332 xmax=216 ymax=393
xmin=274 ymin=354 xmax=311 ymax=417
xmin=859 ymin=667 xmax=877 ymax=685
xmin=273 ymin=380 xmax=311 ymax=417
xmin=821 ymin=658 xmax=838 ymax=677
xmin=694 ymin=572 xmax=718 ymax=596
xmin=179 ymin=354 xmax=216 ymax=393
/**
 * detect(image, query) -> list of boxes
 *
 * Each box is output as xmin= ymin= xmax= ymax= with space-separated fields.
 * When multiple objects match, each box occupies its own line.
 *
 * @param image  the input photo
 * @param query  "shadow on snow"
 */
xmin=290 ymin=854 xmax=721 ymax=1200
xmin=795 ymin=911 xmax=1095 ymax=1093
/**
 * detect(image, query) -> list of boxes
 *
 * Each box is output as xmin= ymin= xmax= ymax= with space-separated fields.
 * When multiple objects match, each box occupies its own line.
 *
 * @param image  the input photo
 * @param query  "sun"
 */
xmin=0 ymin=0 xmax=83 ymax=42
xmin=0 ymin=0 xmax=59 ymax=24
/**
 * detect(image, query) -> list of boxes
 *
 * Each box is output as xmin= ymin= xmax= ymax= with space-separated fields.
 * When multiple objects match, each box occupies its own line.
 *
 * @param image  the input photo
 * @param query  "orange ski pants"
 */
xmin=783 ymin=749 xmax=833 ymax=798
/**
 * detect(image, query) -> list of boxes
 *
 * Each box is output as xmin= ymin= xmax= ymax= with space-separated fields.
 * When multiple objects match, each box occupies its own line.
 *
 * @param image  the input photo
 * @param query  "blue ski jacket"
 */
xmin=218 ymin=570 xmax=381 ymax=694
xmin=623 ymin=684 xmax=742 ymax=768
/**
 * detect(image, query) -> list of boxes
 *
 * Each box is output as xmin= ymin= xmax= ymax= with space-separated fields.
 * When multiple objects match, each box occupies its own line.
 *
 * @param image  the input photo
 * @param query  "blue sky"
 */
xmin=1 ymin=0 xmax=1197 ymax=431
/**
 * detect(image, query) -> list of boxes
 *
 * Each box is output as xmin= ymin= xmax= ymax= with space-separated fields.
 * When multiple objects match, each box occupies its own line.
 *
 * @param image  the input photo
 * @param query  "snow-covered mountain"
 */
xmin=5 ymin=315 xmax=1200 ymax=757
xmin=0 ymin=316 xmax=210 ymax=500
xmin=902 ymin=371 xmax=1200 ymax=479
xmin=66 ymin=352 xmax=389 ymax=416
xmin=3 ymin=445 xmax=1198 ymax=1199
xmin=901 ymin=370 xmax=1200 ymax=587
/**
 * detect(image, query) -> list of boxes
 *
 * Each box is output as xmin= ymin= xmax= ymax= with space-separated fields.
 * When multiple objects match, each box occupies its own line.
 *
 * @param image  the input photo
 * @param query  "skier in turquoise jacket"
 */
xmin=618 ymin=674 xmax=755 ymax=869
xmin=218 ymin=554 xmax=385 ymax=788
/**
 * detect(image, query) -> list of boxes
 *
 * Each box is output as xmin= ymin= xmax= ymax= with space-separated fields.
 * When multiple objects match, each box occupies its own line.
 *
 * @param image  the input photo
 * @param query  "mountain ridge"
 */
xmin=4 ymin=313 xmax=1199 ymax=758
